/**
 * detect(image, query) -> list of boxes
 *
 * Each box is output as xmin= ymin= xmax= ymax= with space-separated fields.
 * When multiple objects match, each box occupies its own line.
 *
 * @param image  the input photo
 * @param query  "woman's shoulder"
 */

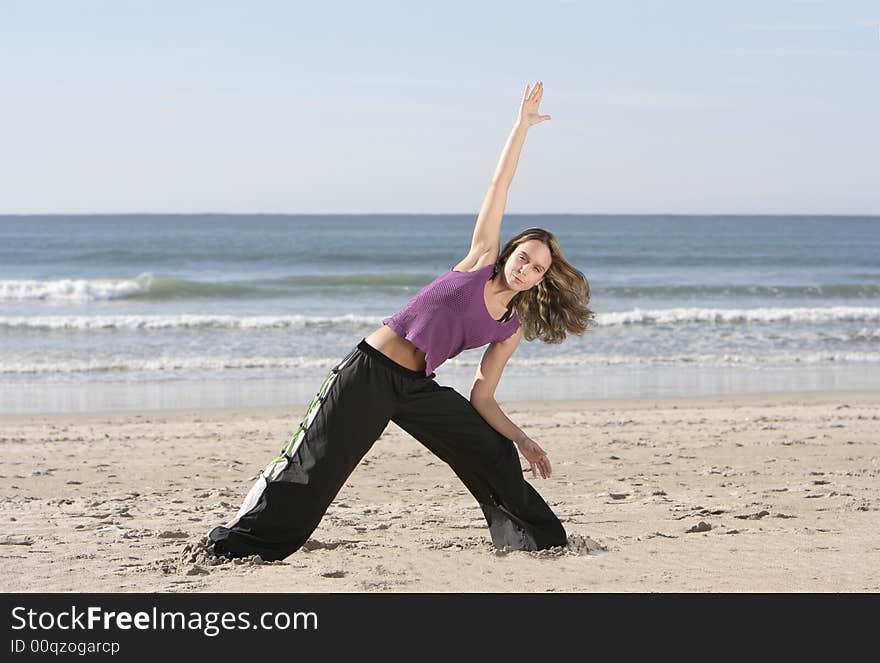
xmin=417 ymin=267 xmax=482 ymax=301
xmin=448 ymin=264 xmax=495 ymax=293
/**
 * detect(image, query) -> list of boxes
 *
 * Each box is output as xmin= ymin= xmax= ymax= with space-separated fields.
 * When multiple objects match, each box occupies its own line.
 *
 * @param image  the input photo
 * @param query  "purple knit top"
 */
xmin=382 ymin=264 xmax=521 ymax=376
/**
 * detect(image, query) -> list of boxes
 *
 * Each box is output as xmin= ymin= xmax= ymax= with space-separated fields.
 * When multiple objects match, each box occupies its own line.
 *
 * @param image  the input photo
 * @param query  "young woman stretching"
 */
xmin=208 ymin=81 xmax=594 ymax=561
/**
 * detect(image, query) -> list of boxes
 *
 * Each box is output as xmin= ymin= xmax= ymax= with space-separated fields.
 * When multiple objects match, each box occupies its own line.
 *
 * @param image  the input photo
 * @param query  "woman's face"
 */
xmin=503 ymin=239 xmax=552 ymax=292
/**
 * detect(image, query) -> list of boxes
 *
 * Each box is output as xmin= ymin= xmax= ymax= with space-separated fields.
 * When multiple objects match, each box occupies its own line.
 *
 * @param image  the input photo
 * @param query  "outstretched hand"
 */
xmin=515 ymin=435 xmax=553 ymax=479
xmin=518 ymin=81 xmax=551 ymax=127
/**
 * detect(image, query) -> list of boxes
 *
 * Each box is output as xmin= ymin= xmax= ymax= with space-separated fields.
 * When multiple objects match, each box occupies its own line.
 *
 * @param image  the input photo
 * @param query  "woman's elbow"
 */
xmin=469 ymin=390 xmax=495 ymax=409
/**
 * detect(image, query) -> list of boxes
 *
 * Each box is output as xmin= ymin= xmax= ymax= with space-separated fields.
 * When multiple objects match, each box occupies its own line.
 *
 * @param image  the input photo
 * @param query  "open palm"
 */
xmin=518 ymin=81 xmax=551 ymax=127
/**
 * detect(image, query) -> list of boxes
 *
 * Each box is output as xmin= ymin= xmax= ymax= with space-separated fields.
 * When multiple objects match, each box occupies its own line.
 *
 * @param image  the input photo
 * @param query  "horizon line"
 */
xmin=2 ymin=212 xmax=879 ymax=218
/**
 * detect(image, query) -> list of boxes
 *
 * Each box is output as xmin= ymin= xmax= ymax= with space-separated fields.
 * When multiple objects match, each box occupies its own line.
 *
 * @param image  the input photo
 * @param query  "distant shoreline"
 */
xmin=2 ymin=212 xmax=880 ymax=218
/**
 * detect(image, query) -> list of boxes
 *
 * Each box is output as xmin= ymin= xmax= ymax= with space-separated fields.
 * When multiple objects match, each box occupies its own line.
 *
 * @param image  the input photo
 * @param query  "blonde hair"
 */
xmin=493 ymin=228 xmax=595 ymax=343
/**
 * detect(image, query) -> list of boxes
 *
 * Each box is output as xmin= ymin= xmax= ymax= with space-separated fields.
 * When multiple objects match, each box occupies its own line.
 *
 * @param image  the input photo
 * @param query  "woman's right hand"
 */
xmin=517 ymin=81 xmax=551 ymax=128
xmin=515 ymin=434 xmax=552 ymax=479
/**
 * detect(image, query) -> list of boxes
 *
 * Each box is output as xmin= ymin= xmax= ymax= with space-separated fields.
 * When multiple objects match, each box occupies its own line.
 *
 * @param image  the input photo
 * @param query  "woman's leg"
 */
xmin=208 ymin=346 xmax=397 ymax=561
xmin=391 ymin=382 xmax=567 ymax=551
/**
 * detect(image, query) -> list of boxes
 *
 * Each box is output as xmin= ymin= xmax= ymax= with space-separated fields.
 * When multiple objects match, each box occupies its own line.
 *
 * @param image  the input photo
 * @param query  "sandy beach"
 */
xmin=1 ymin=390 xmax=878 ymax=593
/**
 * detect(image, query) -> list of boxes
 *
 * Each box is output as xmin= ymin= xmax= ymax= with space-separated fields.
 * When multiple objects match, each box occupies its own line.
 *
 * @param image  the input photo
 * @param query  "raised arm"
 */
xmin=456 ymin=82 xmax=551 ymax=271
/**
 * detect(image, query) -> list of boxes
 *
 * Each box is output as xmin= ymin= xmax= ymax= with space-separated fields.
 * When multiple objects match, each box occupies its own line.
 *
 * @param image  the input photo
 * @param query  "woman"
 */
xmin=208 ymin=81 xmax=594 ymax=561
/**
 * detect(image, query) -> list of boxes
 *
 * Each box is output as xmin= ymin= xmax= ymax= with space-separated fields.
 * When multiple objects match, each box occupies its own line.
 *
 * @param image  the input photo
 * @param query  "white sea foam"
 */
xmin=0 ymin=355 xmax=341 ymax=375
xmin=488 ymin=351 xmax=880 ymax=368
xmin=849 ymin=327 xmax=880 ymax=340
xmin=4 ymin=351 xmax=879 ymax=376
xmin=0 ymin=275 xmax=152 ymax=301
xmin=2 ymin=306 xmax=879 ymax=331
xmin=596 ymin=306 xmax=880 ymax=326
xmin=0 ymin=313 xmax=384 ymax=330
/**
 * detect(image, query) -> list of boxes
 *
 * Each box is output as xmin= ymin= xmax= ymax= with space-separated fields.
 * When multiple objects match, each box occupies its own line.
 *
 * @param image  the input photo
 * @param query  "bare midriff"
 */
xmin=364 ymin=325 xmax=427 ymax=373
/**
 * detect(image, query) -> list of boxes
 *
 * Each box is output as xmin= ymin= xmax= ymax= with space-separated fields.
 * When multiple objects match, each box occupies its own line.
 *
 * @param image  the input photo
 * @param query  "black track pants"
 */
xmin=208 ymin=340 xmax=567 ymax=561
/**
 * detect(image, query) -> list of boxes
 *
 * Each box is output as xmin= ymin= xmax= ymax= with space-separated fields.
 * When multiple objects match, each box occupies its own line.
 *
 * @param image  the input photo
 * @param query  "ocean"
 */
xmin=1 ymin=214 xmax=878 ymax=414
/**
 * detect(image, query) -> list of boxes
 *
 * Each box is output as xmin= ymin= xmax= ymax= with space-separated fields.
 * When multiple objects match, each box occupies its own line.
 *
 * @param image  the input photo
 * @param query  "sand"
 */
xmin=1 ymin=390 xmax=878 ymax=592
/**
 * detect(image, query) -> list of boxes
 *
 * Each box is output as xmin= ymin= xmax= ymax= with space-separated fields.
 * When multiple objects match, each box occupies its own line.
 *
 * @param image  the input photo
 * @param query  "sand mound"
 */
xmin=494 ymin=533 xmax=607 ymax=558
xmin=151 ymin=536 xmax=286 ymax=575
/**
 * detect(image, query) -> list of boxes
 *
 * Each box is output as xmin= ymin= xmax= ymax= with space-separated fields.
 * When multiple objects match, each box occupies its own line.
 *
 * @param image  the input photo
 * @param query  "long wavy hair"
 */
xmin=492 ymin=228 xmax=595 ymax=343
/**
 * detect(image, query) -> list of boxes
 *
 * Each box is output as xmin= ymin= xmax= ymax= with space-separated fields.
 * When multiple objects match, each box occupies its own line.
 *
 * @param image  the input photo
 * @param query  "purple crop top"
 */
xmin=382 ymin=264 xmax=521 ymax=376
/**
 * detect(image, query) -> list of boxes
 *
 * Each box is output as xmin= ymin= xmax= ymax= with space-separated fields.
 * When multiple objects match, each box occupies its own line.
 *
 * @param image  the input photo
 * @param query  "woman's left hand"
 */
xmin=517 ymin=81 xmax=551 ymax=127
xmin=515 ymin=435 xmax=553 ymax=479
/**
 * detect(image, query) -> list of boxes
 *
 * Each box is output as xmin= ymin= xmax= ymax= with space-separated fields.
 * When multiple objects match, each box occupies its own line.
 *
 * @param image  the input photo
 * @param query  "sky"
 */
xmin=1 ymin=0 xmax=878 ymax=215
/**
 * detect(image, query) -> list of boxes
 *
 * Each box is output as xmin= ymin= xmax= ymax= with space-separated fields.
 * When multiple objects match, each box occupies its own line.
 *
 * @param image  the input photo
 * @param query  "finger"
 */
xmin=524 ymin=83 xmax=530 ymax=99
xmin=539 ymin=454 xmax=550 ymax=478
xmin=539 ymin=114 xmax=551 ymax=122
xmin=530 ymin=462 xmax=537 ymax=479
xmin=529 ymin=81 xmax=539 ymax=101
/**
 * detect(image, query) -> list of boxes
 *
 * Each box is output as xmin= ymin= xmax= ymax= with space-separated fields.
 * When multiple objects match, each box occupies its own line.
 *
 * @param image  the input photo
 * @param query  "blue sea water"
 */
xmin=1 ymin=214 xmax=878 ymax=413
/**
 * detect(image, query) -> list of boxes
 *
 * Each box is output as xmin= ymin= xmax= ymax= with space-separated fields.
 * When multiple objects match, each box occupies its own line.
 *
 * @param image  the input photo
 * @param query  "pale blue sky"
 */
xmin=1 ymin=0 xmax=877 ymax=214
